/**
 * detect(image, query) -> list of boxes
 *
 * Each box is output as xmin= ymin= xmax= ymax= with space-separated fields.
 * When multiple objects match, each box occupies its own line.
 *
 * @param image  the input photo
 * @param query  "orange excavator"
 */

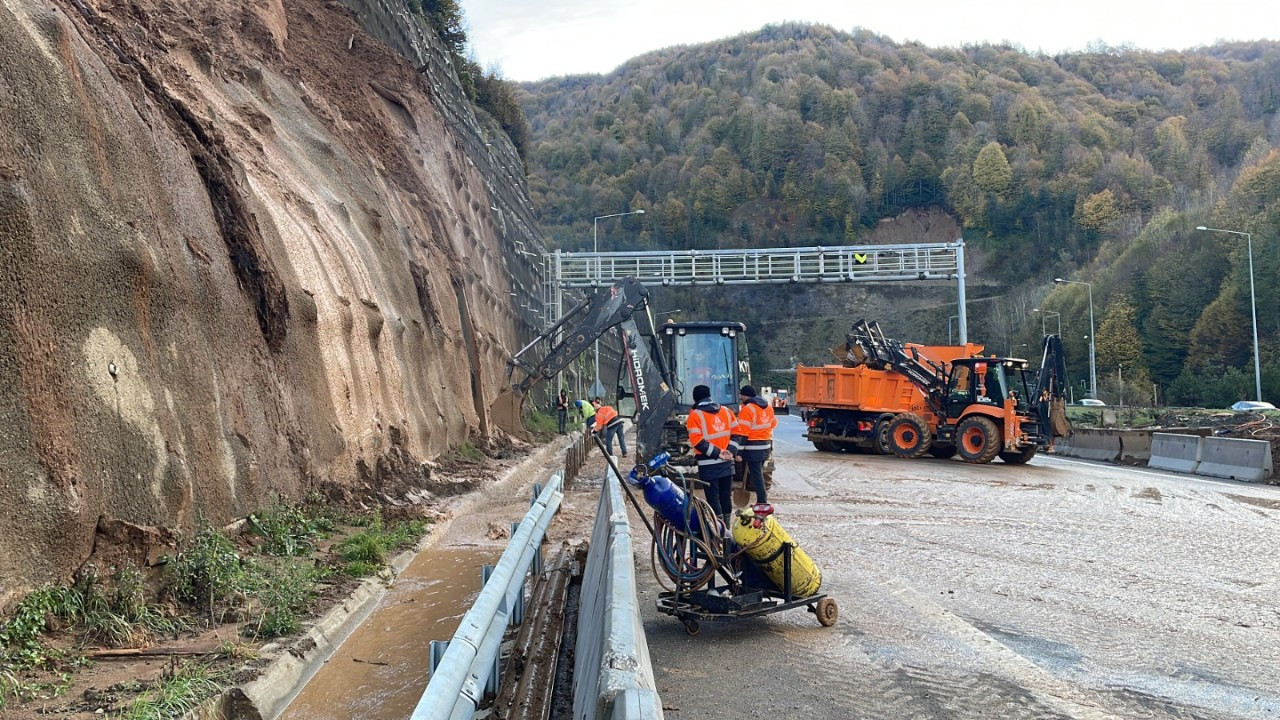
xmin=796 ymin=320 xmax=1069 ymax=464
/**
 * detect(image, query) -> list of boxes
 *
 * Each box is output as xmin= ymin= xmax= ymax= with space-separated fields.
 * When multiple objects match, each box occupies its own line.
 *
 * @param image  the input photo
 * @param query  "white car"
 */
xmin=1230 ymin=400 xmax=1276 ymax=411
xmin=1079 ymin=398 xmax=1106 ymax=406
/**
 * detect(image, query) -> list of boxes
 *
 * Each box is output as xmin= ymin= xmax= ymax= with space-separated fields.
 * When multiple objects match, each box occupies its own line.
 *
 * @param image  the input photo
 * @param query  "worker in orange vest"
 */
xmin=686 ymin=384 xmax=740 ymax=524
xmin=592 ymin=397 xmax=627 ymax=457
xmin=732 ymin=385 xmax=777 ymax=505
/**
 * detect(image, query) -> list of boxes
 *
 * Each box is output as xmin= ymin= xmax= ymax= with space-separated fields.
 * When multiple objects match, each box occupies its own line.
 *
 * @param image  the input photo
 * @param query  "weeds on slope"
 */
xmin=1 ymin=501 xmax=432 ymax=711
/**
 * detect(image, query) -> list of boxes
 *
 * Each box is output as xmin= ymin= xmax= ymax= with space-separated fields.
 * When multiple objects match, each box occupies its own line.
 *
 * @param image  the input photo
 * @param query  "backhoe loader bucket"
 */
xmin=490 ymin=388 xmax=531 ymax=442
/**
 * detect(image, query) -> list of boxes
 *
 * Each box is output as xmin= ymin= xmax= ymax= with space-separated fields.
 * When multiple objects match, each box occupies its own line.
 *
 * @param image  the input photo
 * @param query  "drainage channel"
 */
xmin=279 ymin=547 xmax=499 ymax=720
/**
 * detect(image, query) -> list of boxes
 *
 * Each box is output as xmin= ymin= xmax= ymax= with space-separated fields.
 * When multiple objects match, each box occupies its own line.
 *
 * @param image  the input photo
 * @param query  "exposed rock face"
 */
xmin=0 ymin=0 xmax=537 ymax=600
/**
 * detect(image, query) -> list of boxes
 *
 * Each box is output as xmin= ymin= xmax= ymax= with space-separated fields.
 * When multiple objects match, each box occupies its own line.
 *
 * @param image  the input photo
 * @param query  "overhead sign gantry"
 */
xmin=543 ymin=240 xmax=971 ymax=342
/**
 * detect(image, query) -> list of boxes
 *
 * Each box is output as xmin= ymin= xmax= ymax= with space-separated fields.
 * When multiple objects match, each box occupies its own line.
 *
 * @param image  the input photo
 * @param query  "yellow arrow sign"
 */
xmin=854 ymin=253 xmax=868 ymax=264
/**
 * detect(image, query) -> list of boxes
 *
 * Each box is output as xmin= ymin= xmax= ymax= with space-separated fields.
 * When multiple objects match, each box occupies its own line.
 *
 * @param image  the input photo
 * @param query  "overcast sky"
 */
xmin=458 ymin=0 xmax=1271 ymax=82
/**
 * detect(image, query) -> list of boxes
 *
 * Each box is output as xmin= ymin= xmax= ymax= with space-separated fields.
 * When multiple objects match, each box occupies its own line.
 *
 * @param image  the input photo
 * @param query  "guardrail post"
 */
xmin=429 ymin=640 xmax=449 ymax=675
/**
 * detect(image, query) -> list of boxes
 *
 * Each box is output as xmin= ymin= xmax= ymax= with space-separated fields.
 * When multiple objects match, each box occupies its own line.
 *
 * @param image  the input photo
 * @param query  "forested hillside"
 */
xmin=520 ymin=24 xmax=1280 ymax=406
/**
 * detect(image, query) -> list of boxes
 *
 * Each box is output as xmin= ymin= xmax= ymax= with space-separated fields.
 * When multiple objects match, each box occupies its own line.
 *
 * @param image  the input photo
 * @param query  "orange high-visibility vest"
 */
xmin=594 ymin=405 xmax=621 ymax=432
xmin=686 ymin=404 xmax=738 ymax=467
xmin=736 ymin=400 xmax=777 ymax=451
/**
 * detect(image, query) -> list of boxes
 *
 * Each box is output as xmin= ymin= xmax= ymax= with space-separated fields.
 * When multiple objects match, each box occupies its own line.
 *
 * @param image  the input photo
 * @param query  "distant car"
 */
xmin=1079 ymin=398 xmax=1106 ymax=406
xmin=1230 ymin=400 xmax=1277 ymax=411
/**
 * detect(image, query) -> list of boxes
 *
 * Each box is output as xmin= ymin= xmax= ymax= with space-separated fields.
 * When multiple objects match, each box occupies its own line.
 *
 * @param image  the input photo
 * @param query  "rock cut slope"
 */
xmin=0 ymin=0 xmax=535 ymax=598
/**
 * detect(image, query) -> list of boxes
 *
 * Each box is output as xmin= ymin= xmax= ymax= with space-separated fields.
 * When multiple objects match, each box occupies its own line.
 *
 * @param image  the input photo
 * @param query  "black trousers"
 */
xmin=700 ymin=466 xmax=734 ymax=518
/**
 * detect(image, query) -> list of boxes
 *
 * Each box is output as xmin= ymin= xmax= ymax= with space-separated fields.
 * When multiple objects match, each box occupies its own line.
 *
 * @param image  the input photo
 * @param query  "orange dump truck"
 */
xmin=796 ymin=343 xmax=984 ymax=455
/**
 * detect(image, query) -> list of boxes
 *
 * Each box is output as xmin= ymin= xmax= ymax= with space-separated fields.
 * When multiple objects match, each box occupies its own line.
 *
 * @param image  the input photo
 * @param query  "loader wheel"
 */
xmin=872 ymin=419 xmax=892 ymax=455
xmin=815 ymin=597 xmax=838 ymax=627
xmin=956 ymin=416 xmax=1001 ymax=464
xmin=887 ymin=413 xmax=932 ymax=458
xmin=998 ymin=445 xmax=1037 ymax=464
xmin=927 ymin=444 xmax=957 ymax=459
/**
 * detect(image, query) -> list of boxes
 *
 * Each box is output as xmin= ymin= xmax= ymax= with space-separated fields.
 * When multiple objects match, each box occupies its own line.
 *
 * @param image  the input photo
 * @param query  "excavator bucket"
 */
xmin=489 ymin=388 xmax=531 ymax=442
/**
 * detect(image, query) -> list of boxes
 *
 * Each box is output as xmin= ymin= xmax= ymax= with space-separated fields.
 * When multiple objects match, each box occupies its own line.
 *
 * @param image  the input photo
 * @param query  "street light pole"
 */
xmin=1033 ymin=308 xmax=1062 ymax=336
xmin=1196 ymin=226 xmax=1262 ymax=401
xmin=1054 ymin=278 xmax=1096 ymax=399
xmin=590 ymin=209 xmax=646 ymax=396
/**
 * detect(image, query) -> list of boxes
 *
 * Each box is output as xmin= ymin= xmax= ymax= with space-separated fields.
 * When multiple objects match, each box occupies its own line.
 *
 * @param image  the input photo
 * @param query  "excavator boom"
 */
xmin=491 ymin=277 xmax=679 ymax=458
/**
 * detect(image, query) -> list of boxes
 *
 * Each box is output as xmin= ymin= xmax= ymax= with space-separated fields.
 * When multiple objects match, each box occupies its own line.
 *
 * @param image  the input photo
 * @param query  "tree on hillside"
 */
xmin=972 ymin=141 xmax=1012 ymax=198
xmin=1096 ymin=295 xmax=1145 ymax=374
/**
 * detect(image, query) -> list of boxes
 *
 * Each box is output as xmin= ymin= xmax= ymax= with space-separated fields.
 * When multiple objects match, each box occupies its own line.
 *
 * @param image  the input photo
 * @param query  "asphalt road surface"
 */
xmin=635 ymin=414 xmax=1280 ymax=719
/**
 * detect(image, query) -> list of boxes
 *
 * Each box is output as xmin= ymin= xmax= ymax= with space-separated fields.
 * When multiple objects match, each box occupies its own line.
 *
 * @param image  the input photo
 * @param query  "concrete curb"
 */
xmin=196 ymin=435 xmax=576 ymax=720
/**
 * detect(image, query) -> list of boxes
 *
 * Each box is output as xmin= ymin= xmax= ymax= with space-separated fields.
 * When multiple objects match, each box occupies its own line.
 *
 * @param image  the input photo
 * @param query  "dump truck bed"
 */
xmin=795 ymin=365 xmax=929 ymax=414
xmin=795 ymin=343 xmax=984 ymax=414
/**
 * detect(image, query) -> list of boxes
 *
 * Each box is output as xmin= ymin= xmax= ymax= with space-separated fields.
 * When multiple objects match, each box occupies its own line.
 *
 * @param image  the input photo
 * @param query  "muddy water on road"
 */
xmin=280 ymin=547 xmax=499 ymax=720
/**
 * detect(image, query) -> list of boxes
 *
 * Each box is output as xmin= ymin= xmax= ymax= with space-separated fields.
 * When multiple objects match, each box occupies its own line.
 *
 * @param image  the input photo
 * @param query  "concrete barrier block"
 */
xmin=1194 ymin=436 xmax=1274 ymax=483
xmin=1058 ymin=428 xmax=1121 ymax=462
xmin=1117 ymin=430 xmax=1152 ymax=465
xmin=1148 ymin=433 xmax=1202 ymax=474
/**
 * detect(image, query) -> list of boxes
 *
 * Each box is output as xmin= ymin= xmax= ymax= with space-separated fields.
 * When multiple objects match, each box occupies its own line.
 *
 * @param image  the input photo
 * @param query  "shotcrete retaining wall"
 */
xmin=0 ymin=0 xmax=541 ymax=599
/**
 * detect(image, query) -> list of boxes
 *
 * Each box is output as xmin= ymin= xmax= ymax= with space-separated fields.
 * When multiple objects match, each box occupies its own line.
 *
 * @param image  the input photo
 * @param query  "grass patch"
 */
xmin=76 ymin=565 xmax=177 ymax=648
xmin=334 ymin=513 xmax=426 ymax=577
xmin=0 ymin=565 xmax=175 ymax=708
xmin=248 ymin=501 xmax=336 ymax=557
xmin=166 ymin=526 xmax=251 ymax=625
xmin=246 ymin=560 xmax=328 ymax=640
xmin=1065 ymin=405 xmax=1162 ymax=428
xmin=524 ymin=410 xmax=560 ymax=440
xmin=442 ymin=441 xmax=486 ymax=464
xmin=120 ymin=661 xmax=229 ymax=720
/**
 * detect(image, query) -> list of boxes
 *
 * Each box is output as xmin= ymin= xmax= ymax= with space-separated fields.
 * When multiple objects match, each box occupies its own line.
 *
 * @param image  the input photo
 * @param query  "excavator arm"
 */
xmin=492 ymin=277 xmax=678 ymax=458
xmin=1034 ymin=334 xmax=1073 ymax=441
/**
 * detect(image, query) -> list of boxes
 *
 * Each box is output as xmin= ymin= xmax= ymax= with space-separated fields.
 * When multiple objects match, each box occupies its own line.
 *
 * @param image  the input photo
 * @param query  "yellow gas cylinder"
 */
xmin=732 ymin=507 xmax=822 ymax=596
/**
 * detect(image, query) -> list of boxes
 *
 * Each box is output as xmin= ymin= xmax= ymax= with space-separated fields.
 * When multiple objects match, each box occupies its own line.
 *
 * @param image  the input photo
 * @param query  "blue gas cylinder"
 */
xmin=627 ymin=453 xmax=699 ymax=532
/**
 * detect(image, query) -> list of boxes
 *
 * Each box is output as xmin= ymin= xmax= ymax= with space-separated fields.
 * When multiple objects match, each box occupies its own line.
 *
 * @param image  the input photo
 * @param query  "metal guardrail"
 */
xmin=411 ymin=474 xmax=564 ymax=720
xmin=572 ymin=465 xmax=664 ymax=719
xmin=551 ymin=242 xmax=962 ymax=288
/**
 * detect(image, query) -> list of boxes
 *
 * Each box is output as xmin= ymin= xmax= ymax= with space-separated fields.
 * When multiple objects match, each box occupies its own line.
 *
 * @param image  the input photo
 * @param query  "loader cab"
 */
xmin=661 ymin=321 xmax=749 ymax=412
xmin=945 ymin=358 xmax=1033 ymax=417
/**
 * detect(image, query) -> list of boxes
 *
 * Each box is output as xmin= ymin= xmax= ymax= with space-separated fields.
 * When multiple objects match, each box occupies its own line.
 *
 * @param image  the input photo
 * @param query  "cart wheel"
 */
xmin=683 ymin=618 xmax=701 ymax=636
xmin=816 ymin=597 xmax=838 ymax=627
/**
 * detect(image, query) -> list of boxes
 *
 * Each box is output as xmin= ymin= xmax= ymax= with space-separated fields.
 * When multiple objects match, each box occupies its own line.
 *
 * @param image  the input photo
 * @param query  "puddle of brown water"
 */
xmin=280 ymin=547 xmax=501 ymax=720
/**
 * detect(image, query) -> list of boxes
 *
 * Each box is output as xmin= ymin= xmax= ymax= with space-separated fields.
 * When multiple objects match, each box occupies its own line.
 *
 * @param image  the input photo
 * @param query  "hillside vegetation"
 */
xmin=520 ymin=24 xmax=1280 ymax=406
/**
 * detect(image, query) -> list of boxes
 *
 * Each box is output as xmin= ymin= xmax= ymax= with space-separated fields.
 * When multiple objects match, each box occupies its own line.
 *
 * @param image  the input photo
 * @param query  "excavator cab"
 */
xmin=659 ymin=321 xmax=749 ymax=413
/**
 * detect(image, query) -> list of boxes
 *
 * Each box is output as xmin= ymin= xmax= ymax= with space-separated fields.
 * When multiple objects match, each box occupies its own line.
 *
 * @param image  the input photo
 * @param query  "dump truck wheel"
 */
xmin=956 ymin=416 xmax=1001 ymax=464
xmin=872 ymin=419 xmax=892 ymax=455
xmin=887 ymin=413 xmax=932 ymax=458
xmin=927 ymin=444 xmax=957 ymax=459
xmin=812 ymin=439 xmax=835 ymax=452
xmin=816 ymin=597 xmax=838 ymax=627
xmin=998 ymin=445 xmax=1037 ymax=464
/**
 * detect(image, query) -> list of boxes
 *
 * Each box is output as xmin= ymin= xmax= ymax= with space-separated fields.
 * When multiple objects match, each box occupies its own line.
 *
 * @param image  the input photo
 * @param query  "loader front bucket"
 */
xmin=490 ymin=388 xmax=531 ymax=442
